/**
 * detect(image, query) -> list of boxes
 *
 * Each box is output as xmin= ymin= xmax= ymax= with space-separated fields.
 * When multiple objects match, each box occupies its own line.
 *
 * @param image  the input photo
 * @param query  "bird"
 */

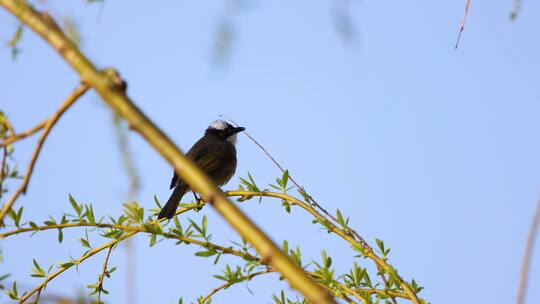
xmin=158 ymin=120 xmax=245 ymax=219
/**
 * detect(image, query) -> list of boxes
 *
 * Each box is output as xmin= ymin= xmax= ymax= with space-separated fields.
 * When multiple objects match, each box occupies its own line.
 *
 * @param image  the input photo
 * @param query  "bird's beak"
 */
xmin=233 ymin=126 xmax=245 ymax=134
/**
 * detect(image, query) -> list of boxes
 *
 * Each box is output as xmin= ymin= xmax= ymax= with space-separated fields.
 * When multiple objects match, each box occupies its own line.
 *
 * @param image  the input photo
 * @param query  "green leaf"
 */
xmin=195 ymin=250 xmax=216 ymax=257
xmin=79 ymin=238 xmax=91 ymax=249
xmin=375 ymin=239 xmax=385 ymax=254
xmin=30 ymin=259 xmax=46 ymax=278
xmin=59 ymin=261 xmax=76 ymax=268
xmin=281 ymin=170 xmax=289 ymax=189
xmin=15 ymin=206 xmax=23 ymax=227
xmin=149 ymin=233 xmax=157 ymax=247
xmin=154 ymin=195 xmax=162 ymax=208
xmin=202 ymin=215 xmax=207 ymax=232
xmin=86 ymin=205 xmax=96 ymax=224
xmin=69 ymin=194 xmax=82 ymax=217
xmin=57 ymin=229 xmax=63 ymax=243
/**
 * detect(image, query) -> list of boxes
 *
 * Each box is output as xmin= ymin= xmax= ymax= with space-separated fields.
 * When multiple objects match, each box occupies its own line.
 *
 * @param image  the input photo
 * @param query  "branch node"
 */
xmin=102 ymin=68 xmax=127 ymax=93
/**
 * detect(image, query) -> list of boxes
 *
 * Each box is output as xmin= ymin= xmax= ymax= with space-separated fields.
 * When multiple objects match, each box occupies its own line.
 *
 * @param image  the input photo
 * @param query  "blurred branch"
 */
xmin=0 ymin=2 xmax=334 ymax=302
xmin=510 ymin=0 xmax=522 ymax=21
xmin=112 ymin=113 xmax=139 ymax=304
xmin=0 ymin=83 xmax=89 ymax=223
xmin=516 ymin=197 xmax=540 ymax=304
xmin=332 ymin=0 xmax=357 ymax=44
xmin=455 ymin=0 xmax=471 ymax=49
xmin=112 ymin=115 xmax=140 ymax=201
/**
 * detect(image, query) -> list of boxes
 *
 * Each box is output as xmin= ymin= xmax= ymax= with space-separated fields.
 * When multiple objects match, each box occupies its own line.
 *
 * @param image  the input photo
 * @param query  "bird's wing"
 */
xmin=169 ymin=136 xmax=225 ymax=188
xmin=192 ymin=145 xmax=227 ymax=176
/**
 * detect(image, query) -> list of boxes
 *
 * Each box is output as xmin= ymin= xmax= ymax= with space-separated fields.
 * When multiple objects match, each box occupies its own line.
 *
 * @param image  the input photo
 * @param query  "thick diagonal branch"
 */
xmin=0 ymin=2 xmax=334 ymax=303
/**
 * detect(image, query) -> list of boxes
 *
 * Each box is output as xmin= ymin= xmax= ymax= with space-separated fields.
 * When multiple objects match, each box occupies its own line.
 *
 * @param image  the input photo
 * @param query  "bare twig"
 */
xmin=0 ymin=83 xmax=89 ymax=223
xmin=516 ymin=197 xmax=540 ymax=304
xmin=455 ymin=0 xmax=471 ymax=49
xmin=1 ymin=120 xmax=47 ymax=147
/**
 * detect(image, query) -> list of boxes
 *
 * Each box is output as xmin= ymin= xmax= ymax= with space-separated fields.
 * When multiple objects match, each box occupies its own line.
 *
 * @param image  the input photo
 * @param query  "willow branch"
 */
xmin=198 ymin=269 xmax=274 ymax=304
xmin=19 ymin=232 xmax=132 ymax=303
xmin=0 ymin=2 xmax=333 ymax=303
xmin=222 ymin=115 xmax=397 ymax=303
xmin=225 ymin=191 xmax=421 ymax=304
xmin=199 ymin=267 xmax=392 ymax=304
xmin=516 ymin=197 xmax=540 ymax=304
xmin=97 ymin=245 xmax=114 ymax=303
xmin=0 ymin=83 xmax=89 ymax=223
xmin=7 ymin=214 xmax=404 ymax=304
xmin=1 ymin=120 xmax=47 ymax=147
xmin=14 ymin=203 xmax=197 ymax=303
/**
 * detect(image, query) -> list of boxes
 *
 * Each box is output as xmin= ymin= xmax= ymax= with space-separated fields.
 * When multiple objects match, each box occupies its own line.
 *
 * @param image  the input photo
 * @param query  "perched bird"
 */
xmin=158 ymin=120 xmax=245 ymax=219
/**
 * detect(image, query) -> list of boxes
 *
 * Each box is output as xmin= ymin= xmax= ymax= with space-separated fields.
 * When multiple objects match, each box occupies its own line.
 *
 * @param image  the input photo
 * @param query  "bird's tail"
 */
xmin=158 ymin=183 xmax=188 ymax=219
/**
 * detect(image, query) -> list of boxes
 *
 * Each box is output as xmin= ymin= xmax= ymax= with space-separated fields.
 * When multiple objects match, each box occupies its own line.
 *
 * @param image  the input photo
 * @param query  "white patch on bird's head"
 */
xmin=209 ymin=120 xmax=228 ymax=130
xmin=227 ymin=133 xmax=238 ymax=145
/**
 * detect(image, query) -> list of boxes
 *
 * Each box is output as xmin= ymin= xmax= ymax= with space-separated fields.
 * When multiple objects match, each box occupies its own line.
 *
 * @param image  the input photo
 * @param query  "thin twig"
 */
xmin=516 ymin=197 xmax=540 ymax=304
xmin=16 ymin=204 xmax=198 ymax=303
xmin=19 ymin=233 xmax=134 ymax=303
xmin=97 ymin=245 xmax=115 ymax=303
xmin=220 ymin=115 xmax=369 ymax=247
xmin=199 ymin=269 xmax=274 ymax=304
xmin=0 ymin=120 xmax=47 ymax=147
xmin=5 ymin=191 xmax=420 ymax=303
xmin=455 ymin=0 xmax=471 ymax=49
xmin=0 ymin=83 xmax=89 ymax=223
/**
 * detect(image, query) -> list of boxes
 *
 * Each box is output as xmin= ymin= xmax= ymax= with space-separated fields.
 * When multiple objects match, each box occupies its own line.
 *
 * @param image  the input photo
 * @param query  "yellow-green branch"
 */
xmin=225 ymin=191 xmax=422 ymax=304
xmin=0 ymin=83 xmax=89 ymax=223
xmin=6 ymin=214 xmax=410 ymax=304
xmin=0 ymin=2 xmax=334 ymax=302
xmin=1 ymin=120 xmax=46 ymax=147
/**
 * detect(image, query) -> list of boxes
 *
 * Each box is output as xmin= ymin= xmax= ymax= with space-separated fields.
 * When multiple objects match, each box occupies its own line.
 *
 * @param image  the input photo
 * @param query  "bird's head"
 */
xmin=206 ymin=120 xmax=245 ymax=144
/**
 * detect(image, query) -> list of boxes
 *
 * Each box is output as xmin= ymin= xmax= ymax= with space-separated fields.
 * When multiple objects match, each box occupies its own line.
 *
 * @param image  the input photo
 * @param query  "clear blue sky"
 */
xmin=1 ymin=1 xmax=539 ymax=303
